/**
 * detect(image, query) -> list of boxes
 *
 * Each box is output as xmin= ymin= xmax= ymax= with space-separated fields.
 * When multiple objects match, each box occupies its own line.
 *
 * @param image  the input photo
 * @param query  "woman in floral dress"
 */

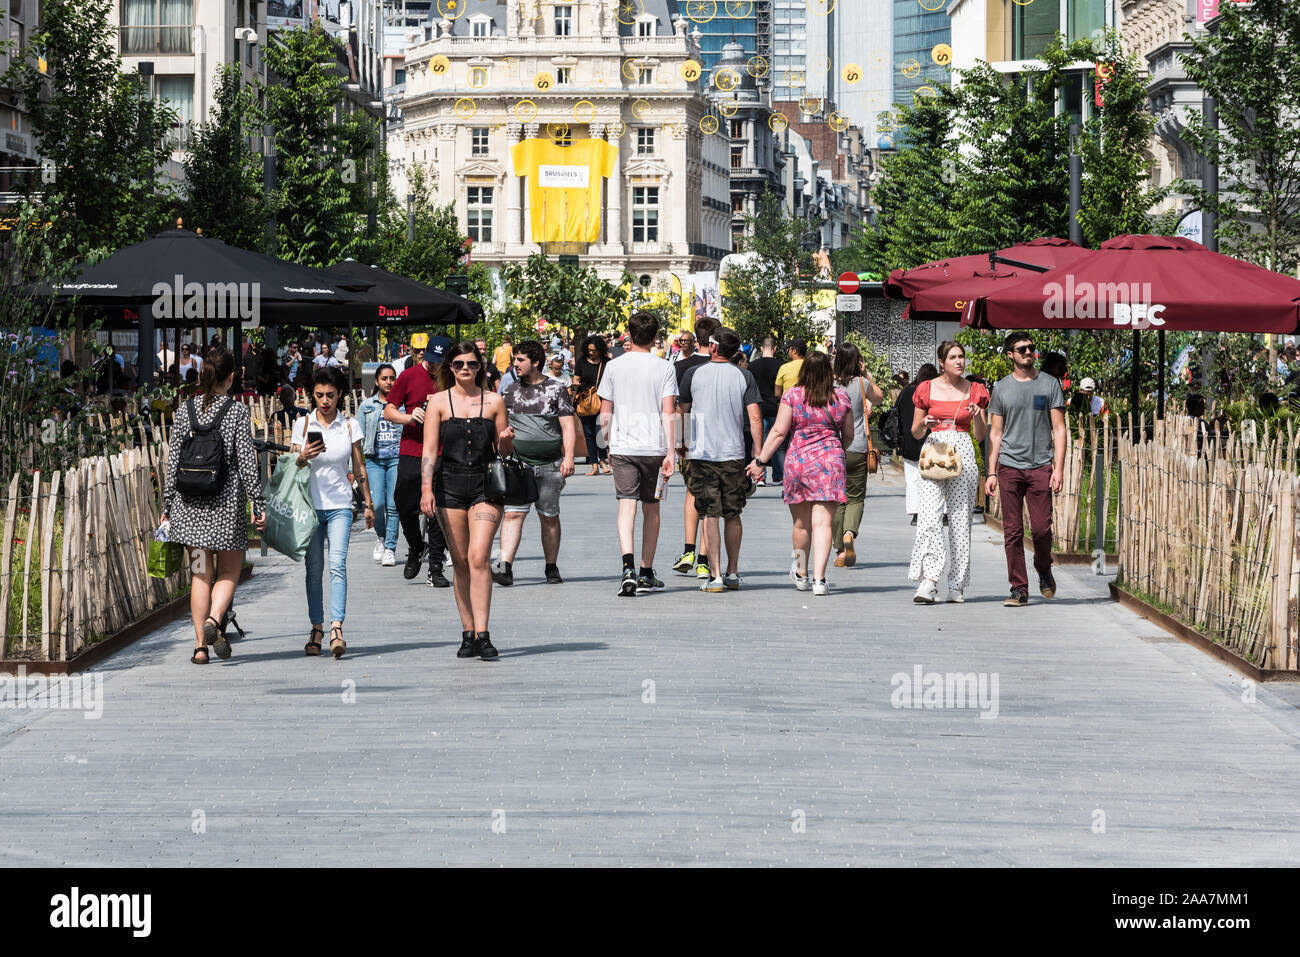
xmin=748 ymin=351 xmax=853 ymax=596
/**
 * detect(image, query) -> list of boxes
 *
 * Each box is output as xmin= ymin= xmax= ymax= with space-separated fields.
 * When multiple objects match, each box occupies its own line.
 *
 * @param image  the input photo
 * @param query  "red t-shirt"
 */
xmin=914 ymin=379 xmax=990 ymax=431
xmin=386 ymin=362 xmax=439 ymax=458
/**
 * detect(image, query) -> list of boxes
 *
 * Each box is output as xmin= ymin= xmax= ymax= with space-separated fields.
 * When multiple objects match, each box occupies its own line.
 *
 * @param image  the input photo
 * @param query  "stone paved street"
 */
xmin=3 ymin=465 xmax=1299 ymax=866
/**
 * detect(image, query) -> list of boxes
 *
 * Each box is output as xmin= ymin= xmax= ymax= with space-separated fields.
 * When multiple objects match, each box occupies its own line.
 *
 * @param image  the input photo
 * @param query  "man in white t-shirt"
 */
xmin=596 ymin=310 xmax=677 ymax=598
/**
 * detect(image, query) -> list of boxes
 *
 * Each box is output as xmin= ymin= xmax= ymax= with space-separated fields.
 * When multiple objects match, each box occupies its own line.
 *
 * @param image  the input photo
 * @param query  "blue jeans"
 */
xmin=365 ymin=456 xmax=400 ymax=550
xmin=763 ymin=415 xmax=788 ymax=481
xmin=305 ymin=507 xmax=354 ymax=624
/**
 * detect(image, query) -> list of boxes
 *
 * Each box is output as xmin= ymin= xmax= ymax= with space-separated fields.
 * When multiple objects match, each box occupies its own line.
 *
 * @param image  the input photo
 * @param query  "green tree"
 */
xmin=372 ymin=165 xmax=468 ymax=285
xmin=723 ymin=191 xmax=825 ymax=343
xmin=1077 ymin=32 xmax=1179 ymax=246
xmin=259 ymin=23 xmax=379 ymax=266
xmin=182 ymin=64 xmax=265 ymax=250
xmin=498 ymin=254 xmax=631 ymax=342
xmin=863 ymin=34 xmax=1176 ymax=277
xmin=853 ymin=95 xmax=960 ymax=275
xmin=947 ymin=42 xmax=1078 ymax=254
xmin=1180 ymin=0 xmax=1300 ymax=276
xmin=3 ymin=0 xmax=177 ymax=274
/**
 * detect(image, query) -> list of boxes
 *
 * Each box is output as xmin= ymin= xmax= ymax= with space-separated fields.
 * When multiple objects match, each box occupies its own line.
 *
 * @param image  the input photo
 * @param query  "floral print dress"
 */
xmin=780 ymin=385 xmax=851 ymax=504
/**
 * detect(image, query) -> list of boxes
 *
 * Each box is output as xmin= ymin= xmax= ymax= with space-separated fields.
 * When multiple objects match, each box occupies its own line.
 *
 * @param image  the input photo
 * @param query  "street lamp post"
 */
xmin=1068 ymin=123 xmax=1083 ymax=246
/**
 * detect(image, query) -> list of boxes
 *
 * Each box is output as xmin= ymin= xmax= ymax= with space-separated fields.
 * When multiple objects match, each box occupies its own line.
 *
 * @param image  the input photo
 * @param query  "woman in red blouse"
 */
xmin=907 ymin=341 xmax=989 ymax=604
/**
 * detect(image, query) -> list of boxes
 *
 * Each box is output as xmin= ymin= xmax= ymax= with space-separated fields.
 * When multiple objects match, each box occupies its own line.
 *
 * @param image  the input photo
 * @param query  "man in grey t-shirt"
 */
xmin=985 ymin=331 xmax=1068 ymax=606
xmin=678 ymin=326 xmax=763 ymax=592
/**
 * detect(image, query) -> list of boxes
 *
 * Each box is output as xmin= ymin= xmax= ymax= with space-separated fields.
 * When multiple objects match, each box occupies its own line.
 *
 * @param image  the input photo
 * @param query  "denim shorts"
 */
xmin=504 ymin=460 xmax=566 ymax=517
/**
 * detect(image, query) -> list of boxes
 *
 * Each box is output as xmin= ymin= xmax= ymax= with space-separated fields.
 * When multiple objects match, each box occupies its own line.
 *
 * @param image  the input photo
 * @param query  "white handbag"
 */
xmin=919 ymin=441 xmax=962 ymax=480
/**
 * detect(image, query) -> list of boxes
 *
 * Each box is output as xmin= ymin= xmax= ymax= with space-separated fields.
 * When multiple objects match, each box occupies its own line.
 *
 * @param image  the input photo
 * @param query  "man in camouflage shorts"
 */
xmin=677 ymin=326 xmax=763 ymax=592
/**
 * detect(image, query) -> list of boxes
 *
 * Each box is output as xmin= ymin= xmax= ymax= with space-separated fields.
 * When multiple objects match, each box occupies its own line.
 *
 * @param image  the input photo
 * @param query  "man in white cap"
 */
xmin=1076 ymin=378 xmax=1107 ymax=417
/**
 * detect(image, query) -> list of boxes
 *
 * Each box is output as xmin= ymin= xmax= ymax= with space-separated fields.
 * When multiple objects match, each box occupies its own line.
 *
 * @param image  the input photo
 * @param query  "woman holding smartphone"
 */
xmin=292 ymin=365 xmax=375 ymax=658
xmin=419 ymin=341 xmax=514 ymax=660
xmin=162 ymin=347 xmax=266 ymax=664
xmin=907 ymin=341 xmax=989 ymax=605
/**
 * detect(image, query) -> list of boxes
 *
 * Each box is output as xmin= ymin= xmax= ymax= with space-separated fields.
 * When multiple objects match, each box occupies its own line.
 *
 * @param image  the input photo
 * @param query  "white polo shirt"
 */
xmin=292 ymin=410 xmax=363 ymax=510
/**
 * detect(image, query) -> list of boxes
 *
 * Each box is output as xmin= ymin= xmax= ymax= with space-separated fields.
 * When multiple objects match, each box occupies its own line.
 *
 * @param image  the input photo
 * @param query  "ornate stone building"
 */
xmin=1120 ymin=0 xmax=1205 ymax=217
xmin=399 ymin=0 xmax=731 ymax=282
xmin=707 ymin=41 xmax=785 ymax=252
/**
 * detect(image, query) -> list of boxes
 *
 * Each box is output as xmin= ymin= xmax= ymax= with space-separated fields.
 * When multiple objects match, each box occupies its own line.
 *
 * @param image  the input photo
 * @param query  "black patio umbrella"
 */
xmin=33 ymin=225 xmax=371 ymax=384
xmin=263 ymin=260 xmax=482 ymax=328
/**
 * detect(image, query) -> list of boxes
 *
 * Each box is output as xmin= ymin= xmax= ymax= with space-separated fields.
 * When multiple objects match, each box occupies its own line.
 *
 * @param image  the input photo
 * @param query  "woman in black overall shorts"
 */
xmin=420 ymin=341 xmax=515 ymax=658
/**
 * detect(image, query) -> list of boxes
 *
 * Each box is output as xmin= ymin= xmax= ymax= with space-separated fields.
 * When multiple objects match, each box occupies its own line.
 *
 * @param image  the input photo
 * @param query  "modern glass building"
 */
xmin=892 ymin=0 xmax=949 ymax=106
xmin=1011 ymin=0 xmax=1106 ymax=59
xmin=695 ymin=2 xmax=770 ymax=88
xmin=773 ymin=0 xmax=833 ymax=102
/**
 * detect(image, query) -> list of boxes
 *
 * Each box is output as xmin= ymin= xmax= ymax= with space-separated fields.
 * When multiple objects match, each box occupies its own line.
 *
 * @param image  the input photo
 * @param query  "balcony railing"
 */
xmin=628 ymin=241 xmax=668 ymax=255
xmin=119 ymin=25 xmax=194 ymax=56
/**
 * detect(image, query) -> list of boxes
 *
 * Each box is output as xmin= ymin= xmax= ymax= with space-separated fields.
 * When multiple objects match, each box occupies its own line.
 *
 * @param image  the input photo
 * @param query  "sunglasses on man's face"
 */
xmin=1013 ymin=345 xmax=1036 ymax=355
xmin=451 ymin=360 xmax=481 ymax=371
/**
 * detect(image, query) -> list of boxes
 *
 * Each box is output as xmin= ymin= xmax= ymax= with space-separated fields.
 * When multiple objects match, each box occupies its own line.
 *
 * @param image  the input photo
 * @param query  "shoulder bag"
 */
xmin=575 ymin=361 xmax=604 ymax=417
xmin=481 ymin=388 xmax=539 ymax=506
xmin=489 ymin=452 xmax=539 ymax=506
xmin=859 ymin=378 xmax=880 ymax=474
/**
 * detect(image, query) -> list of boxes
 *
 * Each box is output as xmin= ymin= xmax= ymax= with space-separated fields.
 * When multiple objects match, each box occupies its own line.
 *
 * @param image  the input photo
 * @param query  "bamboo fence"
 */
xmin=1 ymin=440 xmax=188 ymax=661
xmin=0 ymin=387 xmax=369 ymax=661
xmin=1115 ymin=415 xmax=1300 ymax=669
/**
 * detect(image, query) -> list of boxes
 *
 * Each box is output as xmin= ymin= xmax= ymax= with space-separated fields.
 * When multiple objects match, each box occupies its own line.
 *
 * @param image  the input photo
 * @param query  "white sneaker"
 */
xmin=382 ymin=548 xmax=396 ymax=567
xmin=789 ymin=559 xmax=810 ymax=591
xmin=373 ymin=541 xmax=384 ymax=562
xmin=812 ymin=579 xmax=829 ymax=597
xmin=947 ymin=588 xmax=965 ymax=603
xmin=913 ymin=580 xmax=938 ymax=604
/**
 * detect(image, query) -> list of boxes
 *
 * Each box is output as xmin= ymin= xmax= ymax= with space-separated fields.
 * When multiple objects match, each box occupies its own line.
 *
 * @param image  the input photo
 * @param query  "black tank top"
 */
xmin=441 ymin=389 xmax=496 ymax=473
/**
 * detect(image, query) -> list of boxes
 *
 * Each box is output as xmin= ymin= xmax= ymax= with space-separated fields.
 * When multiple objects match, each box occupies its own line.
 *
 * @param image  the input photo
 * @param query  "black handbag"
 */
xmin=489 ymin=453 xmax=538 ymax=506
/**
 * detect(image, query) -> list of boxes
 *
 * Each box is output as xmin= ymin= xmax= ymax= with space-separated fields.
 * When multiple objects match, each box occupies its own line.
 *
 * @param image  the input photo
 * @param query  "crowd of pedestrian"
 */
xmin=162 ymin=322 xmax=1074 ymax=666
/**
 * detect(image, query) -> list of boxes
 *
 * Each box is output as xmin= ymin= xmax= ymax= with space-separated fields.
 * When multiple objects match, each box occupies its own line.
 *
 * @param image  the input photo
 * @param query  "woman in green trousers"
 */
xmin=832 ymin=343 xmax=884 ymax=566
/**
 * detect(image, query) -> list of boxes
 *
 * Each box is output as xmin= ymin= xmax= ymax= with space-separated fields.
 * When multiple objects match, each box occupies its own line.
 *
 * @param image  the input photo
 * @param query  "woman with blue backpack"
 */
xmin=162 ymin=346 xmax=266 ymax=664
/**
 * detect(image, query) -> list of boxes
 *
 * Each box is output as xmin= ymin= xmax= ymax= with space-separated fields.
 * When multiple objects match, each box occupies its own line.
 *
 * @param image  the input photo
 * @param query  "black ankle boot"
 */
xmin=457 ymin=630 xmax=478 ymax=658
xmin=476 ymin=631 xmax=499 ymax=659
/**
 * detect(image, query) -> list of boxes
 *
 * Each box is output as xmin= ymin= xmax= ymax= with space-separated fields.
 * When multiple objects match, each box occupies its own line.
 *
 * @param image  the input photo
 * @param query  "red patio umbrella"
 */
xmin=908 ymin=253 xmax=1096 ymax=323
xmin=961 ymin=234 xmax=1300 ymax=333
xmin=959 ymin=234 xmax=1300 ymax=417
xmin=884 ymin=237 xmax=1086 ymax=302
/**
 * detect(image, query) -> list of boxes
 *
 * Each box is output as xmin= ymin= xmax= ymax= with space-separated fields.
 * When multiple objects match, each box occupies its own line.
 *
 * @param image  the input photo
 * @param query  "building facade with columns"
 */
xmin=399 ymin=0 xmax=731 ymax=282
xmin=1120 ymin=0 xmax=1205 ymax=220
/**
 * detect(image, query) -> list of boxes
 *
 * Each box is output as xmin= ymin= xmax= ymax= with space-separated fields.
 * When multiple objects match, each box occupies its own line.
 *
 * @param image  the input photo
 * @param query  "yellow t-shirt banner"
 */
xmin=510 ymin=138 xmax=618 ymax=244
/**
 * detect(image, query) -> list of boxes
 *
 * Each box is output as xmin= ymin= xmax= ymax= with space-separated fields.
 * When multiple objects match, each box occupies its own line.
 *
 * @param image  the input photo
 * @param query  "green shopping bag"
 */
xmin=147 ymin=536 xmax=182 ymax=579
xmin=262 ymin=453 xmax=319 ymax=562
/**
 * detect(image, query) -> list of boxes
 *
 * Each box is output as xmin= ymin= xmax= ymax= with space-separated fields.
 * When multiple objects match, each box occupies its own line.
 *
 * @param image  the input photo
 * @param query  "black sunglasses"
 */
xmin=1013 ymin=344 xmax=1036 ymax=355
xmin=451 ymin=359 xmax=481 ymax=371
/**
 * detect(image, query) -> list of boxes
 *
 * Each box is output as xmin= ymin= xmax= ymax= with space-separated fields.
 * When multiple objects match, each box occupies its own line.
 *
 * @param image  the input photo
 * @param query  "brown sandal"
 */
xmin=191 ymin=646 xmax=209 ymax=664
xmin=330 ymin=625 xmax=346 ymax=659
xmin=305 ymin=625 xmax=323 ymax=656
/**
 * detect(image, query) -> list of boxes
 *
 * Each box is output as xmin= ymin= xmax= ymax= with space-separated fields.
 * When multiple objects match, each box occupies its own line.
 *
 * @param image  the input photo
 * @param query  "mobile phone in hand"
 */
xmin=307 ymin=430 xmax=324 ymax=447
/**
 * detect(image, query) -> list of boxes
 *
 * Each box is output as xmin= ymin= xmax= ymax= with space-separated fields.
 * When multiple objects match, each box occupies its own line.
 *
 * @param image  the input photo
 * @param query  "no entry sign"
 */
xmin=837 ymin=272 xmax=860 ymax=295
